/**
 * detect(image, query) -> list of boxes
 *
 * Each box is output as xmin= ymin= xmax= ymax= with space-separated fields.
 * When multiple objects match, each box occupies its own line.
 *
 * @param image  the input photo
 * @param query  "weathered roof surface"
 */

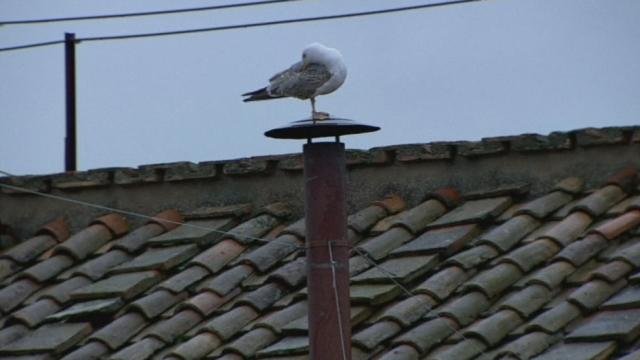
xmin=1 ymin=126 xmax=640 ymax=360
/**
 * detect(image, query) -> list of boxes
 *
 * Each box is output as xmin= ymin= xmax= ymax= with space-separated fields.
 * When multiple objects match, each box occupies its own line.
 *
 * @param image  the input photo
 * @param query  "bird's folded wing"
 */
xmin=268 ymin=63 xmax=332 ymax=99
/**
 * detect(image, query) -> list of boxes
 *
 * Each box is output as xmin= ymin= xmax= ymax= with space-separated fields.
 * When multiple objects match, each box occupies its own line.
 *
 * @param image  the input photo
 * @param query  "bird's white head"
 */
xmin=301 ymin=42 xmax=343 ymax=67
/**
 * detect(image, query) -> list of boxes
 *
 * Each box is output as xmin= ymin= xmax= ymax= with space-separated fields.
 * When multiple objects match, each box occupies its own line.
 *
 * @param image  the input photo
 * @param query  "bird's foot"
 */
xmin=312 ymin=111 xmax=330 ymax=121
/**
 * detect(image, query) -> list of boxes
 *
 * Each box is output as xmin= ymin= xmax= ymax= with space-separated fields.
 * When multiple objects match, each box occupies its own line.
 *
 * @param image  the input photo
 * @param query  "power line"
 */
xmin=0 ymin=0 xmax=486 ymax=53
xmin=0 ymin=0 xmax=303 ymax=26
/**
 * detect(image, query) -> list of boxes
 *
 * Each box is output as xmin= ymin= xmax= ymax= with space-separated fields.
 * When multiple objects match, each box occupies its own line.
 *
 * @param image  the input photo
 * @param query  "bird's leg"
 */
xmin=311 ymin=97 xmax=330 ymax=121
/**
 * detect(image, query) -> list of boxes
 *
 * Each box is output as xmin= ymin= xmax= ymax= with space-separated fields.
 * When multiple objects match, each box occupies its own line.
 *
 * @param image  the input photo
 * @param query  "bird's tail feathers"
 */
xmin=242 ymin=87 xmax=283 ymax=102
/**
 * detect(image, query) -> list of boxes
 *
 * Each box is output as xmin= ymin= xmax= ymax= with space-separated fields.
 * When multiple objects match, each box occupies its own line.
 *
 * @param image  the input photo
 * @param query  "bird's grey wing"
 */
xmin=269 ymin=61 xmax=303 ymax=82
xmin=268 ymin=63 xmax=332 ymax=99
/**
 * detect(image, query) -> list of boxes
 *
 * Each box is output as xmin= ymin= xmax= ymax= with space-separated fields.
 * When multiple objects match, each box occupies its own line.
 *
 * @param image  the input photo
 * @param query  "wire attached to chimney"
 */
xmin=328 ymin=241 xmax=349 ymax=360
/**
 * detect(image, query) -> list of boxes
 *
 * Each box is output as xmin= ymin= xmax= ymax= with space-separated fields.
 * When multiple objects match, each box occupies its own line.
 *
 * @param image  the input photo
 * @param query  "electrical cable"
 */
xmin=0 ymin=0 xmax=303 ymax=26
xmin=0 ymin=0 xmax=486 ymax=53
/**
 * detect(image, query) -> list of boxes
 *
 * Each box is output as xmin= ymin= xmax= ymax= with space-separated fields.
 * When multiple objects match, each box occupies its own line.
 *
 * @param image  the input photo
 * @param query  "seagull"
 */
xmin=242 ymin=43 xmax=347 ymax=120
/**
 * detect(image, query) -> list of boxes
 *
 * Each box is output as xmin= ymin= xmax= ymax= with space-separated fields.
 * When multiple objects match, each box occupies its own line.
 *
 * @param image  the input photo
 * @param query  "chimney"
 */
xmin=266 ymin=118 xmax=380 ymax=360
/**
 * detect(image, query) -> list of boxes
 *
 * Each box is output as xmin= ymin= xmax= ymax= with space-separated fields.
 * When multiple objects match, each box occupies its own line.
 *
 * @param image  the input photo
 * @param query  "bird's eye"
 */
xmin=303 ymin=53 xmax=307 ymax=58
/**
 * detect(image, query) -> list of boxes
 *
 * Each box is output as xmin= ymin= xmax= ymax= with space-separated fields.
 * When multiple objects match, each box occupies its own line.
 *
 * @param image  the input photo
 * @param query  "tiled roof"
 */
xmin=1 ymin=127 xmax=640 ymax=359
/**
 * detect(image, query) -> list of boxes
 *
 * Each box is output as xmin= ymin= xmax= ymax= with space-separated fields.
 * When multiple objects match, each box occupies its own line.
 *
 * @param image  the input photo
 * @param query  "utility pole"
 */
xmin=266 ymin=118 xmax=379 ymax=360
xmin=64 ymin=32 xmax=77 ymax=172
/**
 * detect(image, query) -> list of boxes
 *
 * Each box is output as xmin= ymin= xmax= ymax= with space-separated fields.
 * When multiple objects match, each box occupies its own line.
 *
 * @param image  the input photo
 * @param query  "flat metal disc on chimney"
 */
xmin=265 ymin=118 xmax=380 ymax=140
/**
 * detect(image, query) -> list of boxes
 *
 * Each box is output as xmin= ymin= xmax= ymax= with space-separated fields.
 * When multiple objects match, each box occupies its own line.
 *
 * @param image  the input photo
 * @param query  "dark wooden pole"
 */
xmin=304 ymin=141 xmax=351 ymax=360
xmin=64 ymin=32 xmax=77 ymax=172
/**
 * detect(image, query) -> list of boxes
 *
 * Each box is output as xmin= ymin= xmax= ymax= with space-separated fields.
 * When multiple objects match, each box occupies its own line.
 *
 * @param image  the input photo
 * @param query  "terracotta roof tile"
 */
xmin=552 ymin=177 xmax=585 ymax=195
xmin=377 ymin=344 xmax=421 ymax=360
xmin=536 ymin=211 xmax=593 ymax=247
xmin=252 ymin=300 xmax=307 ymax=334
xmin=33 ymin=276 xmax=91 ymax=305
xmin=256 ymin=336 xmax=307 ymax=357
xmin=429 ymin=337 xmax=487 ymax=360
xmin=415 ymin=266 xmax=469 ymax=302
xmin=0 ymin=324 xmax=28 ymax=348
xmin=148 ymin=218 xmax=238 ymax=246
xmin=46 ymin=298 xmax=123 ymax=322
xmin=157 ymin=265 xmax=209 ymax=294
xmin=385 ymin=199 xmax=447 ymax=234
xmin=527 ymin=301 xmax=582 ymax=333
xmin=222 ymin=327 xmax=279 ymax=358
xmin=501 ymin=238 xmax=560 ymax=272
xmin=521 ymin=260 xmax=576 ymax=290
xmin=71 ymin=250 xmax=132 ymax=280
xmin=110 ymin=223 xmax=166 ymax=253
xmin=392 ymin=317 xmax=457 ymax=354
xmin=88 ymin=312 xmax=146 ymax=350
xmin=568 ymin=278 xmax=627 ymax=311
xmin=110 ymin=336 xmax=164 ymax=360
xmin=570 ymin=184 xmax=627 ymax=217
xmin=535 ymin=340 xmax=617 ymax=360
xmin=515 ymin=191 xmax=574 ymax=219
xmin=170 ymin=332 xmax=221 ymax=360
xmin=591 ymin=260 xmax=634 ymax=282
xmin=188 ymin=240 xmax=244 ymax=275
xmin=488 ymin=331 xmax=560 ymax=360
xmin=236 ymin=283 xmax=285 ymax=312
xmin=357 ymin=227 xmax=414 ymax=261
xmin=555 ymin=233 xmax=609 ymax=267
xmin=350 ymin=284 xmax=402 ymax=306
xmin=269 ymin=257 xmax=306 ymax=288
xmin=0 ymin=258 xmax=20 ymax=282
xmin=0 ymin=322 xmax=92 ymax=355
xmin=240 ymin=234 xmax=302 ymax=272
xmin=0 ymin=278 xmax=40 ymax=313
xmin=20 ymin=255 xmax=74 ymax=283
xmin=142 ymin=309 xmax=203 ymax=345
xmin=461 ymin=263 xmax=524 ymax=298
xmin=435 ymin=291 xmax=490 ymax=327
xmin=478 ymin=215 xmax=539 ymax=252
xmin=353 ymin=320 xmax=402 ymax=351
xmin=9 ymin=299 xmax=61 ymax=328
xmin=464 ymin=309 xmax=522 ymax=346
xmin=52 ymin=225 xmax=113 ymax=262
xmin=567 ymin=309 xmax=640 ymax=343
xmin=430 ymin=196 xmax=512 ymax=227
xmin=602 ymin=286 xmax=640 ymax=310
xmin=205 ymin=305 xmax=259 ymax=340
xmin=71 ymin=270 xmax=161 ymax=301
xmin=567 ymin=259 xmax=604 ymax=285
xmin=197 ymin=264 xmax=254 ymax=296
xmin=1 ymin=234 xmax=57 ymax=265
xmin=445 ymin=244 xmax=500 ymax=270
xmin=352 ymin=255 xmax=438 ymax=284
xmin=613 ymin=239 xmax=640 ymax=267
xmin=348 ymin=205 xmax=389 ymax=234
xmin=377 ymin=294 xmax=436 ymax=326
xmin=592 ymin=210 xmax=640 ymax=240
xmin=180 ymin=288 xmax=237 ymax=317
xmin=110 ymin=245 xmax=198 ymax=274
xmin=127 ymin=289 xmax=186 ymax=319
xmin=498 ymin=284 xmax=553 ymax=317
xmin=393 ymin=224 xmax=479 ymax=256
xmin=60 ymin=340 xmax=109 ymax=360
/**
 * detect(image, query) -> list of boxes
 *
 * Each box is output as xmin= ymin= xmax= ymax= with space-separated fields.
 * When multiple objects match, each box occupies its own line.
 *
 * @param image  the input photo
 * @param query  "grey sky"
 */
xmin=1 ymin=0 xmax=639 ymax=176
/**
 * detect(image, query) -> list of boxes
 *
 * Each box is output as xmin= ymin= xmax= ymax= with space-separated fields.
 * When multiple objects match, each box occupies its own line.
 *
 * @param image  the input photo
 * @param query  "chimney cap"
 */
xmin=264 ymin=118 xmax=380 ymax=140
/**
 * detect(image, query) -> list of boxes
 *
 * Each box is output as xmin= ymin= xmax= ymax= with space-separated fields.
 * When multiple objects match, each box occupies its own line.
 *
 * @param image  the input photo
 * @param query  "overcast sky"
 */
xmin=1 ymin=0 xmax=639 ymax=176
